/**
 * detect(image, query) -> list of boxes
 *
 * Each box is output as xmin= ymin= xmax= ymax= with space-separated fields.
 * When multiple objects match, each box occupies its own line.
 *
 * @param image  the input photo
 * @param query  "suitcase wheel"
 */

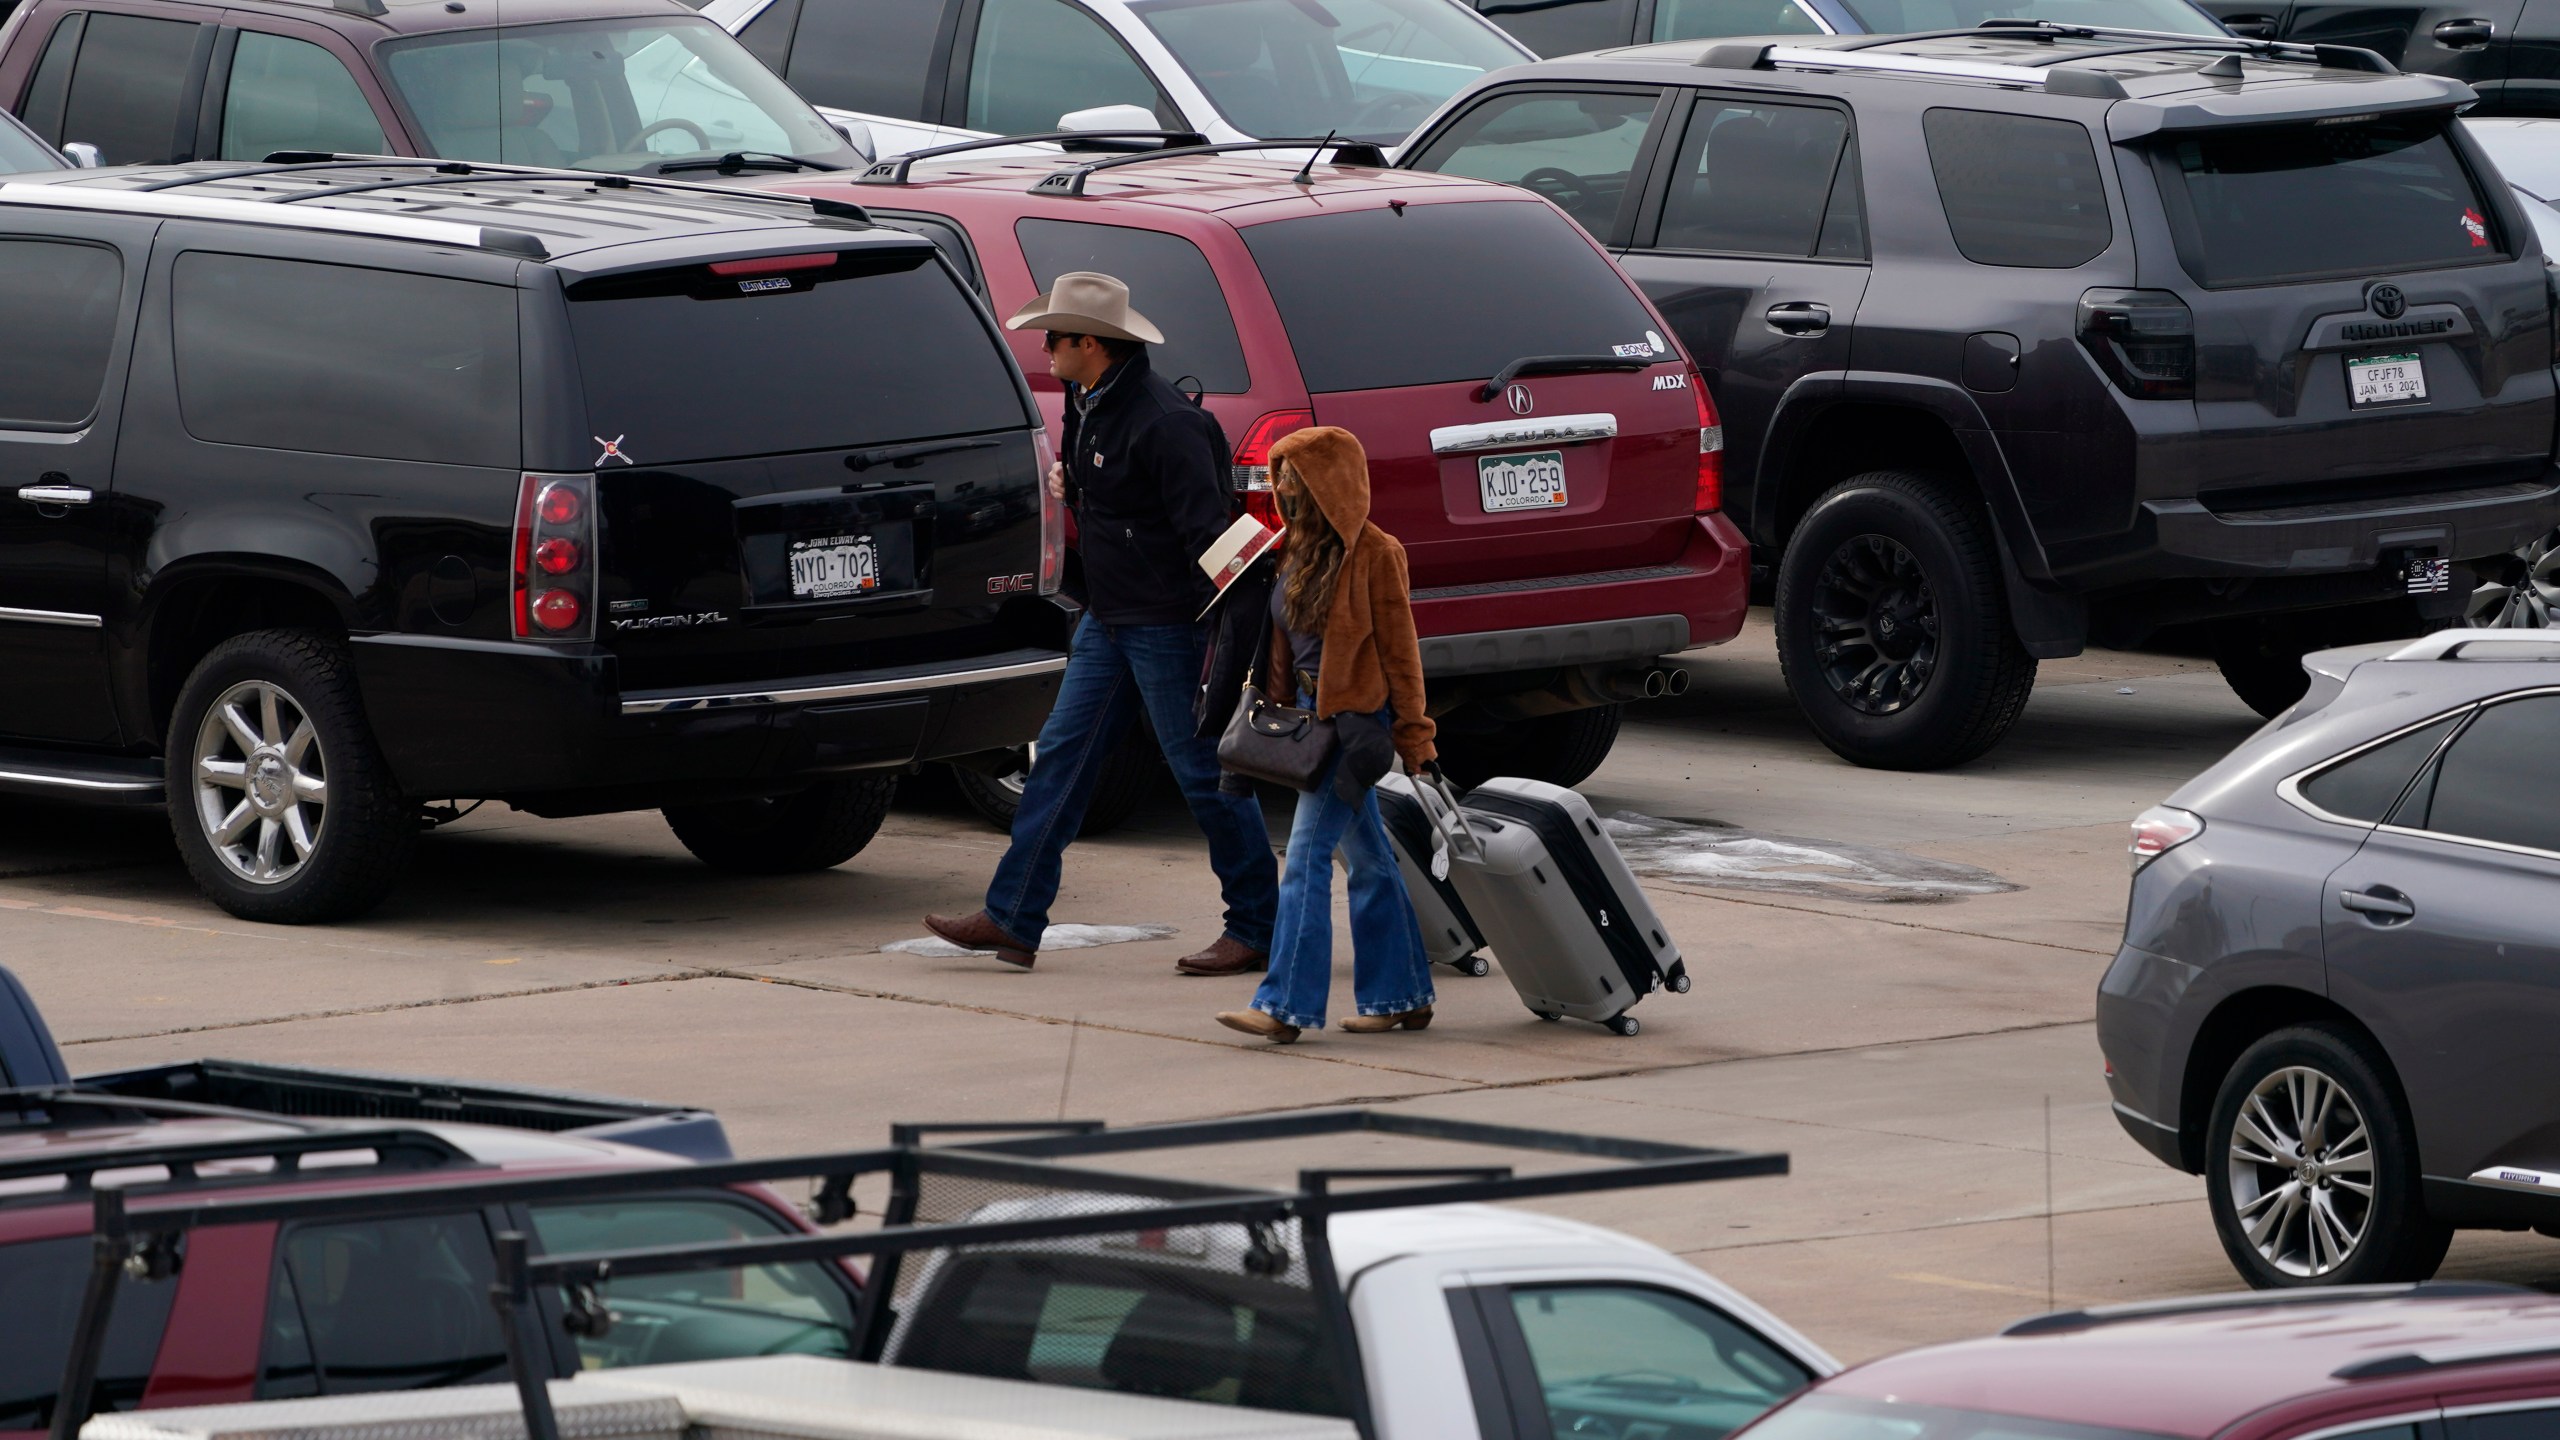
xmin=1533 ymin=1011 xmax=1562 ymax=1023
xmin=1667 ymin=971 xmax=1691 ymax=995
xmin=1462 ymin=955 xmax=1490 ymax=978
xmin=1606 ymin=1014 xmax=1641 ymax=1038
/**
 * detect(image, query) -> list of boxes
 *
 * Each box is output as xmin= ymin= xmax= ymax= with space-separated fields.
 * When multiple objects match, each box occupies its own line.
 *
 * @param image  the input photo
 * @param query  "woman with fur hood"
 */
xmin=1216 ymin=427 xmax=1438 ymax=1044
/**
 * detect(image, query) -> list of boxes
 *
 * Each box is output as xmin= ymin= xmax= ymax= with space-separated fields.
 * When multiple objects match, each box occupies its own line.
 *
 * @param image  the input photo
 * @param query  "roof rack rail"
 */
xmin=1028 ymin=137 xmax=1392 ymax=198
xmin=2337 ymin=1334 xmax=2560 ymax=1380
xmin=2387 ymin=628 xmax=2560 ymax=661
xmin=2001 ymin=1281 xmax=2526 ymax=1337
xmin=855 ymin=128 xmax=1211 ymax=186
xmin=1699 ymin=22 xmax=2394 ymax=89
xmin=0 ymin=1119 xmax=471 ymax=1203
xmin=0 ymin=181 xmax=555 ymax=257
xmin=127 ymin=156 xmax=875 ymax=223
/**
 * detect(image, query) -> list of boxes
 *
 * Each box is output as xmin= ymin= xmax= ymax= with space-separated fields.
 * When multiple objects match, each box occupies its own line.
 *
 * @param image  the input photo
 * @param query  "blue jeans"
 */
xmin=985 ymin=616 xmax=1276 ymax=951
xmin=1250 ymin=708 xmax=1434 ymax=1031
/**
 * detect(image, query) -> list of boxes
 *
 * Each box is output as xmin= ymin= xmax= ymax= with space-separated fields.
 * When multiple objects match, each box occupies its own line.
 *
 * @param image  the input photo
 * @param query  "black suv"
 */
xmin=0 ymin=161 xmax=1068 ymax=922
xmin=2195 ymin=0 xmax=2558 ymax=116
xmin=1402 ymin=27 xmax=2560 ymax=768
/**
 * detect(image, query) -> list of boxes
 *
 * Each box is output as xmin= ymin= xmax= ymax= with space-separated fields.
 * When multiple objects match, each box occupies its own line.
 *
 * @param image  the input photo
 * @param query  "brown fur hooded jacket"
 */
xmin=1263 ymin=427 xmax=1436 ymax=769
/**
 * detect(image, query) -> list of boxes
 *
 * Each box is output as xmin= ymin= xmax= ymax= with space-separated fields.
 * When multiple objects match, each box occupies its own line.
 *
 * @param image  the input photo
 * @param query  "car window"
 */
xmin=2397 ymin=694 xmax=2560 ymax=853
xmin=526 ymin=1197 xmax=854 ymax=1368
xmin=1506 ymin=1284 xmax=1812 ymax=1440
xmin=1015 ymin=218 xmax=1250 ymax=393
xmin=58 ymin=12 xmax=205 ymax=165
xmin=1407 ymin=88 xmax=1656 ymax=237
xmin=259 ymin=1213 xmax=509 ymax=1397
xmin=786 ymin=0 xmax=949 ymax=121
xmin=2297 ymin=712 xmax=2464 ymax=823
xmin=2451 ymin=1412 xmax=2558 ymax=1439
xmin=965 ymin=0 xmax=1169 ymax=134
xmin=0 ymin=239 xmax=122 ymax=429
xmin=219 ymin=32 xmax=388 ymax=162
xmin=874 ymin=211 xmax=982 ymax=292
xmin=1242 ymin=200 xmax=1663 ymax=393
xmin=382 ymin=17 xmax=850 ymax=173
xmin=1471 ymin=0 xmax=1635 ymax=58
xmin=1924 ymin=108 xmax=2111 ymax=269
xmin=1658 ymin=99 xmax=1852 ymax=257
xmin=1129 ymin=0 xmax=1524 ymax=143
xmin=0 ymin=1234 xmax=182 ymax=1430
xmin=733 ymin=0 xmax=802 ymax=73
xmin=18 ymin=15 xmax=84 ymax=146
xmin=172 ymin=253 xmax=519 ymax=468
xmin=1832 ymin=0 xmax=2220 ymax=29
xmin=892 ymin=1252 xmax=1346 ymax=1416
xmin=1653 ymin=0 xmax=1825 ymax=38
xmin=0 ymin=111 xmax=64 ymax=173
xmin=1816 ymin=131 xmax=1866 ymax=258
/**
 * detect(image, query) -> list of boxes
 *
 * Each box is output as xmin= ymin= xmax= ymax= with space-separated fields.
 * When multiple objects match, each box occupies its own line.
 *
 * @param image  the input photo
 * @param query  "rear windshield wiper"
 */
xmin=655 ymin=151 xmax=842 ymax=176
xmin=1476 ymin=353 xmax=1649 ymax=402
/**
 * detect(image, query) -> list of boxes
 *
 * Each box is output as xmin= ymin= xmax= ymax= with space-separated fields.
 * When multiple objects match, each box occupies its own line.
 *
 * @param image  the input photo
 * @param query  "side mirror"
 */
xmin=1058 ymin=103 xmax=1161 ymax=133
xmin=61 ymin=141 xmax=103 ymax=168
xmin=830 ymin=118 xmax=874 ymax=165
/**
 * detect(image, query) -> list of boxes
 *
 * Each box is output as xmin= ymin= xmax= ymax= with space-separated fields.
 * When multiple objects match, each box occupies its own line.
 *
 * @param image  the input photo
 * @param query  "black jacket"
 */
xmin=1059 ymin=350 xmax=1234 ymax=626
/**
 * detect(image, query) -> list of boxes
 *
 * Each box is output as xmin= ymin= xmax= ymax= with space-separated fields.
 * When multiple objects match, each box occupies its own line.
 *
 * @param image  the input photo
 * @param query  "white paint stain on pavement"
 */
xmin=883 ymin=923 xmax=1180 ymax=957
xmin=1602 ymin=814 xmax=2016 ymax=903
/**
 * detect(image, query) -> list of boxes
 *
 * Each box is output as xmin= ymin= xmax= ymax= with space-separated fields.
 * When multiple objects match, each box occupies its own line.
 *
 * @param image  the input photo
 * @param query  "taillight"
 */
xmin=1232 ymin=409 xmax=1313 ymax=528
xmin=2128 ymin=804 xmax=2204 ymax=873
xmin=2078 ymin=288 xmax=2195 ymax=400
xmin=1034 ymin=430 xmax=1065 ymax=597
xmin=706 ymin=252 xmax=837 ymax=278
xmin=513 ymin=472 xmax=596 ymax=642
xmin=1692 ymin=375 xmax=1723 ymax=514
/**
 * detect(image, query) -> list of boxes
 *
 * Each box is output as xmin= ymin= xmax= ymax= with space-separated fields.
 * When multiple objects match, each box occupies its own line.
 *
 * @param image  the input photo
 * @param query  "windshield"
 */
xmin=382 ymin=17 xmax=855 ymax=174
xmin=1832 ymin=0 xmax=2222 ymax=33
xmin=1129 ymin=0 xmax=1527 ymax=143
xmin=1742 ymin=1395 xmax=2178 ymax=1440
xmin=0 ymin=114 xmax=64 ymax=174
xmin=2152 ymin=115 xmax=2502 ymax=286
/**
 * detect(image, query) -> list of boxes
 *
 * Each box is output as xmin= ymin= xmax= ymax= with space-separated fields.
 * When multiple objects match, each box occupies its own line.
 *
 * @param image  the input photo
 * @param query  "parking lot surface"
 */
xmin=12 ymin=614 xmax=2560 ymax=1363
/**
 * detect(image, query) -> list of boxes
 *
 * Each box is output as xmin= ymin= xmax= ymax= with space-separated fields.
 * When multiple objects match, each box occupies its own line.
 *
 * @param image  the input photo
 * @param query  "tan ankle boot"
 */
xmin=1215 ymin=1009 xmax=1301 ymax=1044
xmin=1339 ymin=1006 xmax=1432 ymax=1033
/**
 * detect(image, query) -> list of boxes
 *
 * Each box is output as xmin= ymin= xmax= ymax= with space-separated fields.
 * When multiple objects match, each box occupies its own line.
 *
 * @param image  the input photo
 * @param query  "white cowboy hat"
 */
xmin=1003 ymin=270 xmax=1166 ymax=345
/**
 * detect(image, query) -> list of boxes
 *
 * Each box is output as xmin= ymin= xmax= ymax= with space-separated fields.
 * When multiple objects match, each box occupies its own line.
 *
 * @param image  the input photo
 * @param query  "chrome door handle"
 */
xmin=17 ymin=484 xmax=92 ymax=507
xmin=1765 ymin=302 xmax=1830 ymax=337
xmin=2340 ymin=888 xmax=2416 ymax=921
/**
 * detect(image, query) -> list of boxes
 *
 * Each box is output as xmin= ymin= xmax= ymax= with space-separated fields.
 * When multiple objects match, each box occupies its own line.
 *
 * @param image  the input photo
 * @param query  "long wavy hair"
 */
xmin=1275 ymin=458 xmax=1346 ymax=637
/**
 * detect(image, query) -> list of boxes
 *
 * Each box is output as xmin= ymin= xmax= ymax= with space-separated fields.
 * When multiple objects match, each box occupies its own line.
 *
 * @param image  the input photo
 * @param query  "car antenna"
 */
xmin=1291 ymin=131 xmax=1338 ymax=186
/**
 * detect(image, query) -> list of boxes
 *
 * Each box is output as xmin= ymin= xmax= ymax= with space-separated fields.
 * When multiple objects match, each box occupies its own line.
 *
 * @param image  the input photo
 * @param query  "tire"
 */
xmin=2204 ymin=1024 xmax=2450 ymax=1288
xmin=953 ymin=724 xmax=1159 ymax=838
xmin=663 ymin=774 xmax=898 ymax=874
xmin=1436 ymin=703 xmax=1621 ymax=791
xmin=1774 ymin=472 xmax=2037 ymax=770
xmin=2466 ymin=528 xmax=2560 ymax=629
xmin=166 ymin=629 xmax=415 ymax=924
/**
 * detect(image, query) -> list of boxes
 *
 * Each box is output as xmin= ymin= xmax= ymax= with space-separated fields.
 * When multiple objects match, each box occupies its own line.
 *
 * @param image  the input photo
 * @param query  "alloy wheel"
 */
xmin=2225 ymin=1065 xmax=2376 ymax=1278
xmin=2466 ymin=530 xmax=2560 ymax=629
xmin=1810 ymin=534 xmax=1940 ymax=715
xmin=192 ymin=679 xmax=329 ymax=886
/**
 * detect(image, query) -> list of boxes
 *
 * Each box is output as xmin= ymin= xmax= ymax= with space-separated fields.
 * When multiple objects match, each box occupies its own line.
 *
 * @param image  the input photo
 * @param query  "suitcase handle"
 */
xmin=1410 ymin=767 xmax=1482 ymax=873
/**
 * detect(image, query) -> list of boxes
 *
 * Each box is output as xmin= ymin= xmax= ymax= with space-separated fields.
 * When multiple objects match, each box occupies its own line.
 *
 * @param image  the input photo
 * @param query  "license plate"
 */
xmin=2348 ymin=352 xmax=2427 ymax=407
xmin=1478 ymin=450 xmax=1568 ymax=513
xmin=788 ymin=534 xmax=879 ymax=599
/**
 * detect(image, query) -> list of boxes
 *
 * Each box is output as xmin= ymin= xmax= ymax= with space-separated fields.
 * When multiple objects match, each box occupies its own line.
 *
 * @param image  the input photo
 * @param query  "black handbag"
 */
xmin=1216 ymin=630 xmax=1336 ymax=792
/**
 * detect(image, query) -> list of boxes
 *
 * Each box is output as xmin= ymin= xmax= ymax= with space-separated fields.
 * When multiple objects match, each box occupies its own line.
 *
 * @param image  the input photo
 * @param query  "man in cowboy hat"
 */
xmin=924 ymin=272 xmax=1278 ymax=975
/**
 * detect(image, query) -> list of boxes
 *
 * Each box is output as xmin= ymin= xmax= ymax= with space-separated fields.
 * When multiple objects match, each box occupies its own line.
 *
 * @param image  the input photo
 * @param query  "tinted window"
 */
xmin=2406 ymin=694 xmax=2560 ymax=853
xmin=1925 ymin=109 xmax=2111 ymax=268
xmin=173 ymin=253 xmax=518 ymax=466
xmin=2453 ymin=1414 xmax=2557 ymax=1439
xmin=20 ymin=15 xmax=83 ymax=143
xmin=60 ymin=13 xmax=204 ymax=165
xmin=568 ymin=246 xmax=1030 ymax=464
xmin=1507 ymin=1284 xmax=1811 ymax=1440
xmin=0 ymin=239 xmax=122 ymax=428
xmin=1408 ymin=88 xmax=1656 ymax=237
xmin=893 ymin=1253 xmax=1344 ymax=1416
xmin=965 ymin=0 xmax=1168 ymax=134
xmin=1474 ymin=0 xmax=1635 ymax=57
xmin=1016 ymin=219 xmax=1249 ymax=393
xmin=1653 ymin=0 xmax=1823 ymax=39
xmin=261 ymin=1213 xmax=506 ymax=1396
xmin=2299 ymin=713 xmax=2463 ymax=822
xmin=1132 ymin=0 xmax=1523 ymax=143
xmin=527 ymin=1198 xmax=855 ymax=1367
xmin=1817 ymin=132 xmax=1866 ymax=258
xmin=0 ymin=109 xmax=65 ymax=172
xmin=734 ymin=0 xmax=802 ymax=72
xmin=0 ymin=1235 xmax=182 ymax=1430
xmin=219 ymin=32 xmax=387 ymax=162
xmin=1659 ymin=100 xmax=1851 ymax=257
xmin=2155 ymin=117 xmax=2501 ymax=287
xmin=1243 ymin=201 xmax=1663 ymax=392
xmin=1834 ymin=0 xmax=2219 ymax=29
xmin=875 ymin=210 xmax=981 ymax=291
xmin=787 ymin=0 xmax=948 ymax=121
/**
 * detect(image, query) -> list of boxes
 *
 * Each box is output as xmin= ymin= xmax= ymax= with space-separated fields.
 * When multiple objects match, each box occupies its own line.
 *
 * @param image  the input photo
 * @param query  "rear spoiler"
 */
xmin=2107 ymin=72 xmax=2477 ymax=141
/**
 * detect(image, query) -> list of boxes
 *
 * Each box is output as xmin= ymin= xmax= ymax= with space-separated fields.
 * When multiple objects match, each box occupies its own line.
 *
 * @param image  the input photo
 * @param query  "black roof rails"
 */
xmin=2337 ymin=1334 xmax=2560 ymax=1380
xmin=855 ymin=129 xmax=1212 ymax=186
xmin=129 ymin=155 xmax=876 ymax=223
xmin=2001 ymin=1281 xmax=2528 ymax=1337
xmin=0 ymin=1119 xmax=471 ymax=1204
xmin=1029 ymin=137 xmax=1393 ymax=198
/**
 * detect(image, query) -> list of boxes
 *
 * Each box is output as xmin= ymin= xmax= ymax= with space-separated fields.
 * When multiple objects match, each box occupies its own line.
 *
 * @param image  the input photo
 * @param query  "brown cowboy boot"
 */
xmin=923 ymin=911 xmax=1037 ymax=969
xmin=1175 ymin=935 xmax=1268 ymax=976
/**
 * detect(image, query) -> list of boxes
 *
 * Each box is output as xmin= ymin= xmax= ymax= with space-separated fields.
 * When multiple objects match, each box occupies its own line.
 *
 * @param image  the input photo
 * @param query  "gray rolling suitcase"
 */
xmin=1421 ymin=774 xmax=1688 ymax=1036
xmin=1375 ymin=772 xmax=1490 ymax=977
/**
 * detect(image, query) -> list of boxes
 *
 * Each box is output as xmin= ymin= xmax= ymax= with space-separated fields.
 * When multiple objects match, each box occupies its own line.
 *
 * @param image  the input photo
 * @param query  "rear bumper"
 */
xmin=351 ymin=635 xmax=1065 ymax=800
xmin=1410 ymin=513 xmax=1749 ymax=678
xmin=2133 ymin=472 xmax=2560 ymax=577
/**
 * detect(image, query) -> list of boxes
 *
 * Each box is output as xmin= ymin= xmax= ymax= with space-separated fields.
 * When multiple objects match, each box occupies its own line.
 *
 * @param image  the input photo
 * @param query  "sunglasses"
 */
xmin=1041 ymin=331 xmax=1088 ymax=352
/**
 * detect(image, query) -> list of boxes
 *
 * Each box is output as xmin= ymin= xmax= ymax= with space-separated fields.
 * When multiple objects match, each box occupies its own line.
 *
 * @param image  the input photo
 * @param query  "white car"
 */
xmin=702 ymin=0 xmax=1536 ymax=159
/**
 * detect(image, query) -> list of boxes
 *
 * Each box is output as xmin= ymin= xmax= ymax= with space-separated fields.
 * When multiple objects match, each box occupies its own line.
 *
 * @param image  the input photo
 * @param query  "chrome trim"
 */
xmin=1429 ymin=413 xmax=1617 ymax=455
xmin=0 ymin=606 xmax=101 ymax=629
xmin=622 ymin=653 xmax=1069 ymax=715
xmin=0 ymin=767 xmax=156 ymax=793
xmin=2449 ymin=1398 xmax=2560 ymax=1421
xmin=0 ymin=426 xmax=87 ymax=446
xmin=0 ymin=182 xmax=512 ymax=253
xmin=17 ymin=484 xmax=92 ymax=506
xmin=1761 ymin=44 xmax=2050 ymax=83
xmin=2467 ymin=1165 xmax=2560 ymax=1193
xmin=2287 ymin=1412 xmax=2441 ymax=1440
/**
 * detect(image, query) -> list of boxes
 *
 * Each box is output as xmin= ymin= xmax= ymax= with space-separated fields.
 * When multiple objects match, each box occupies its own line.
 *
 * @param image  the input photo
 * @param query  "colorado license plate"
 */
xmin=788 ymin=534 xmax=879 ymax=599
xmin=1479 ymin=450 xmax=1568 ymax=513
xmin=2348 ymin=352 xmax=2427 ymax=407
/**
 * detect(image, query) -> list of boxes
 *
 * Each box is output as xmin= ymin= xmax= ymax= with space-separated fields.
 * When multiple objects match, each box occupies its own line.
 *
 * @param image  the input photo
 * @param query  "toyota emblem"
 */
xmin=2369 ymin=283 xmax=2407 ymax=320
xmin=1506 ymin=382 xmax=1534 ymax=416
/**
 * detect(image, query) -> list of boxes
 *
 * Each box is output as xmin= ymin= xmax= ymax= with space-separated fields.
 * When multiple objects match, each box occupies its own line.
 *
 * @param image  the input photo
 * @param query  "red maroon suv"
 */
xmin=764 ymin=139 xmax=1746 ymax=805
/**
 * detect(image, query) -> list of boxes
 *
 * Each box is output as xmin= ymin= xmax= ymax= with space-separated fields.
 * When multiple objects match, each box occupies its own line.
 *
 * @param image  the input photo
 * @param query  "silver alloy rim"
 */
xmin=192 ymin=679 xmax=328 ymax=886
xmin=2466 ymin=529 xmax=2560 ymax=629
xmin=996 ymin=742 xmax=1035 ymax=799
xmin=2225 ymin=1064 xmax=2376 ymax=1277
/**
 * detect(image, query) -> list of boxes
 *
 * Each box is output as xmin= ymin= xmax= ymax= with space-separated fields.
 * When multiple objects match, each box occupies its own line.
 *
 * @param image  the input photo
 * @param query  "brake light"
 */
xmin=2128 ymin=804 xmax=2204 ymax=873
xmin=1692 ymin=375 xmax=1723 ymax=514
xmin=1034 ymin=430 xmax=1065 ymax=597
xmin=513 ymin=473 xmax=597 ymax=642
xmin=1232 ymin=409 xmax=1313 ymax=528
xmin=707 ymin=252 xmax=837 ymax=278
xmin=2078 ymin=288 xmax=2195 ymax=400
